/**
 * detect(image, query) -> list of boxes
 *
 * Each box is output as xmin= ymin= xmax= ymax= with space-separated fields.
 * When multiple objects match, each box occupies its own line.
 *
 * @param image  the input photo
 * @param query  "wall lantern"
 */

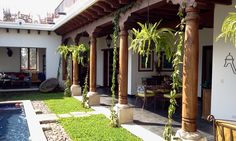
xmin=6 ymin=48 xmax=13 ymax=57
xmin=106 ymin=34 xmax=112 ymax=48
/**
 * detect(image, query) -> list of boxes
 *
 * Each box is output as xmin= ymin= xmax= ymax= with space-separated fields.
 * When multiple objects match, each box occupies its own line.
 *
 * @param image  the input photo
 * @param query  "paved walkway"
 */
xmin=36 ymin=89 xmax=214 ymax=141
xmin=96 ymin=88 xmax=214 ymax=141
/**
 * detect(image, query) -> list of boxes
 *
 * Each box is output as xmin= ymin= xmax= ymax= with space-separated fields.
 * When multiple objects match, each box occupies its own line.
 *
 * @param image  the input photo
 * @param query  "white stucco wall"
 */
xmin=212 ymin=1 xmax=236 ymax=120
xmin=0 ymin=29 xmax=61 ymax=79
xmin=0 ymin=47 xmax=20 ymax=72
xmin=198 ymin=28 xmax=214 ymax=97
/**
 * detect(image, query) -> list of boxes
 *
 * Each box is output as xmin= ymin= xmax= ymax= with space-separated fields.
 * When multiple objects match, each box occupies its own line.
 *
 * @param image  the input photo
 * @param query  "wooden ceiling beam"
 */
xmin=99 ymin=0 xmax=120 ymax=9
xmin=86 ymin=9 xmax=101 ymax=18
xmin=206 ymin=0 xmax=231 ymax=5
xmin=89 ymin=7 xmax=104 ymax=16
xmin=96 ymin=1 xmax=114 ymax=13
xmin=74 ymin=16 xmax=87 ymax=25
xmin=82 ymin=11 xmax=97 ymax=20
xmin=80 ymin=13 xmax=93 ymax=22
xmin=119 ymin=0 xmax=131 ymax=5
xmin=91 ymin=6 xmax=107 ymax=15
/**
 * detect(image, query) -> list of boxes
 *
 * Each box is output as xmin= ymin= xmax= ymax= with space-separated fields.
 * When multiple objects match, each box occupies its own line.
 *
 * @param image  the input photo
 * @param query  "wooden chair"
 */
xmin=135 ymin=85 xmax=156 ymax=110
xmin=208 ymin=115 xmax=236 ymax=141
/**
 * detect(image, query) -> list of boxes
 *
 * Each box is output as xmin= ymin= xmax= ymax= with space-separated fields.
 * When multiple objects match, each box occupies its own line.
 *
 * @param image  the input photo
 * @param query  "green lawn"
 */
xmin=0 ymin=92 xmax=92 ymax=114
xmin=59 ymin=114 xmax=142 ymax=141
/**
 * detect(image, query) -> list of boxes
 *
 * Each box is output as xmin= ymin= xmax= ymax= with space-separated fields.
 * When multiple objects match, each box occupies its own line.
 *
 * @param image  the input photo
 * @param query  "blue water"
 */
xmin=0 ymin=103 xmax=30 ymax=141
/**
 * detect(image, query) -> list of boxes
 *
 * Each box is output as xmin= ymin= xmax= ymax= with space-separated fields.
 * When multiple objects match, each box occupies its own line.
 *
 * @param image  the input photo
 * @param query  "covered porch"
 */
xmin=96 ymin=87 xmax=214 ymax=141
xmin=55 ymin=0 xmax=231 ymax=140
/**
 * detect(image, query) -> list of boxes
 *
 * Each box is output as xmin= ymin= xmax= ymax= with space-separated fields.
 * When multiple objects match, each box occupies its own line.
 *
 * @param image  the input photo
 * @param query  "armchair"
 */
xmin=135 ymin=85 xmax=156 ymax=110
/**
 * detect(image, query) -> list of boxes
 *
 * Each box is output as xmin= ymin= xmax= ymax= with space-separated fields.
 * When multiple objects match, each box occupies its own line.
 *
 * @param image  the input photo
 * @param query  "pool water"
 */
xmin=0 ymin=103 xmax=30 ymax=141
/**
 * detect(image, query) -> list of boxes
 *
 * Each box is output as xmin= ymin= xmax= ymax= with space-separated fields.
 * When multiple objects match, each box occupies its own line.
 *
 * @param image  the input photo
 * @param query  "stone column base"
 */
xmin=70 ymin=85 xmax=81 ymax=96
xmin=88 ymin=92 xmax=100 ymax=106
xmin=115 ymin=104 xmax=133 ymax=124
xmin=174 ymin=129 xmax=207 ymax=141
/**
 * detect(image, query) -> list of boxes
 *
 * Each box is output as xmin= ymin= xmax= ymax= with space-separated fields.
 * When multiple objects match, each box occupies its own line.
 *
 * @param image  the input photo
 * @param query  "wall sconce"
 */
xmin=106 ymin=34 xmax=112 ymax=48
xmin=58 ymin=12 xmax=66 ymax=15
xmin=6 ymin=48 xmax=13 ymax=57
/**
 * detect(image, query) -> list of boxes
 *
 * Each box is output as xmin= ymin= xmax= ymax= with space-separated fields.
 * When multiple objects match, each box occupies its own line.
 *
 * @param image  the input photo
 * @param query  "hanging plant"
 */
xmin=109 ymin=2 xmax=135 ymax=128
xmin=82 ymin=65 xmax=90 ymax=109
xmin=130 ymin=21 xmax=175 ymax=67
xmin=64 ymin=57 xmax=72 ymax=97
xmin=69 ymin=44 xmax=89 ymax=65
xmin=162 ymin=7 xmax=185 ymax=141
xmin=129 ymin=15 xmax=184 ymax=141
xmin=57 ymin=44 xmax=89 ymax=97
xmin=57 ymin=45 xmax=72 ymax=97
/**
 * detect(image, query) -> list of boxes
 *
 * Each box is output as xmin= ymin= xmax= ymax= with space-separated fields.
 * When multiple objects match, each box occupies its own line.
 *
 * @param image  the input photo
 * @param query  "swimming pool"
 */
xmin=0 ymin=103 xmax=30 ymax=141
xmin=0 ymin=101 xmax=47 ymax=141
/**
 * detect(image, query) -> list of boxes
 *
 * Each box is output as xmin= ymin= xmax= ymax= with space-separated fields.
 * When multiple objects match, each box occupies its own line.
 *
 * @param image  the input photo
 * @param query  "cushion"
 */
xmin=137 ymin=92 xmax=155 ymax=97
xmin=163 ymin=93 xmax=182 ymax=99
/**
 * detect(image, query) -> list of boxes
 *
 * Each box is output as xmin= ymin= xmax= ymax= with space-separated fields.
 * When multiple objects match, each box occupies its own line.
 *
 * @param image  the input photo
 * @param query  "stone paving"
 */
xmin=96 ymin=87 xmax=214 ymax=141
xmin=32 ymin=88 xmax=214 ymax=141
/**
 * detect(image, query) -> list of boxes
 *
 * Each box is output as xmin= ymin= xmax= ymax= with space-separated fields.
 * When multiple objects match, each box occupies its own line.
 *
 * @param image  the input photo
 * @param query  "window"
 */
xmin=21 ymin=48 xmax=37 ymax=70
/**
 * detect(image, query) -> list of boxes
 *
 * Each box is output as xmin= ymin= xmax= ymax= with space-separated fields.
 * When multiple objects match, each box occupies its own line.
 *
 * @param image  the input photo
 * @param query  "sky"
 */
xmin=0 ymin=0 xmax=62 ymax=19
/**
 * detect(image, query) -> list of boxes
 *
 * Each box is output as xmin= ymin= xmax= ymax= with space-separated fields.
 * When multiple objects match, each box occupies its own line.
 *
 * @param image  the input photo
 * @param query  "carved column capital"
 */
xmin=185 ymin=6 xmax=200 ymax=22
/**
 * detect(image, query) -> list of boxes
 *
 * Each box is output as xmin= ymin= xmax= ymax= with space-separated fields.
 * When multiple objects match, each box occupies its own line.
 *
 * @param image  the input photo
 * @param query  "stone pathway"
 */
xmin=32 ymin=101 xmax=72 ymax=141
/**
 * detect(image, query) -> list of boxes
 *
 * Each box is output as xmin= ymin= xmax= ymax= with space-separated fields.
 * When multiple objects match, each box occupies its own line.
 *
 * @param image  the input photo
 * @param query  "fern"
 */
xmin=129 ymin=21 xmax=175 ymax=67
xmin=217 ymin=9 xmax=236 ymax=47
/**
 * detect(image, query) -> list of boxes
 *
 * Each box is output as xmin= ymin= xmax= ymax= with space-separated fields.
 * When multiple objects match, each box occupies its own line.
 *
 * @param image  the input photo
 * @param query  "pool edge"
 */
xmin=0 ymin=100 xmax=47 ymax=141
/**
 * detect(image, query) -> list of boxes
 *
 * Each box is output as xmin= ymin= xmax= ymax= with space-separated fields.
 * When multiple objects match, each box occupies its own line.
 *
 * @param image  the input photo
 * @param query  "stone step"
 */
xmin=41 ymin=124 xmax=52 ymax=131
xmin=35 ymin=109 xmax=43 ymax=114
xmin=37 ymin=114 xmax=58 ymax=124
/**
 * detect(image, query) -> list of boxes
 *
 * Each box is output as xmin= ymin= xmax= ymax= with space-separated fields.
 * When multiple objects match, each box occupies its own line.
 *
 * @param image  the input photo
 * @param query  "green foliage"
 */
xmin=57 ymin=45 xmax=70 ymax=60
xmin=217 ymin=6 xmax=236 ymax=47
xmin=129 ymin=21 xmax=175 ymax=67
xmin=69 ymin=44 xmax=89 ymax=65
xmin=64 ymin=56 xmax=72 ymax=97
xmin=82 ymin=67 xmax=90 ymax=109
xmin=109 ymin=2 xmax=135 ymax=127
xmin=59 ymin=114 xmax=141 ymax=141
xmin=0 ymin=92 xmax=92 ymax=114
xmin=57 ymin=56 xmax=62 ymax=79
xmin=163 ymin=7 xmax=185 ymax=141
xmin=57 ymin=44 xmax=89 ymax=97
xmin=129 ymin=6 xmax=185 ymax=141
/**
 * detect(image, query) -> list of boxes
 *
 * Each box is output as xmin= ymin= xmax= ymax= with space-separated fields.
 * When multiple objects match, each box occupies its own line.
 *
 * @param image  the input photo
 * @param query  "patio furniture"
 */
xmin=39 ymin=78 xmax=59 ymax=93
xmin=208 ymin=115 xmax=236 ymax=141
xmin=135 ymin=85 xmax=156 ymax=110
xmin=0 ymin=72 xmax=31 ymax=89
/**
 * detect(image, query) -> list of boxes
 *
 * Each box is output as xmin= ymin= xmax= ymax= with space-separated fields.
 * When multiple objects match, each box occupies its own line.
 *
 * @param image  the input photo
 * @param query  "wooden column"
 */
xmin=89 ymin=35 xmax=97 ymax=92
xmin=182 ymin=6 xmax=199 ymax=132
xmin=118 ymin=28 xmax=128 ymax=105
xmin=72 ymin=60 xmax=78 ymax=85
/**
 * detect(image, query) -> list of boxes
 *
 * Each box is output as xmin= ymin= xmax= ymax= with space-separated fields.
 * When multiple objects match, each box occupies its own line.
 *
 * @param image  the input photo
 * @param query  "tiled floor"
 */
xmin=97 ymin=87 xmax=214 ymax=141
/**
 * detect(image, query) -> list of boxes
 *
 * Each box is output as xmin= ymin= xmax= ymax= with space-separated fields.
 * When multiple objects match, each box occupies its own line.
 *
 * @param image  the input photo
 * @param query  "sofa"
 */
xmin=0 ymin=72 xmax=31 ymax=89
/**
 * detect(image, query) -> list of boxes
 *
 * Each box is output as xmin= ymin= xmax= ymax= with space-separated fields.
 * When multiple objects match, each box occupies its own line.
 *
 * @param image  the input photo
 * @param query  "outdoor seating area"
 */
xmin=135 ymin=75 xmax=182 ymax=110
xmin=0 ymin=72 xmax=45 ymax=89
xmin=1 ymin=0 xmax=236 ymax=141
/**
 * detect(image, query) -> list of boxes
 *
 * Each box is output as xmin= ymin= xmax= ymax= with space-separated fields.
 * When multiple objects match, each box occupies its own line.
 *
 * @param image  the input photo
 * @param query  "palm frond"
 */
xmin=217 ymin=11 xmax=236 ymax=47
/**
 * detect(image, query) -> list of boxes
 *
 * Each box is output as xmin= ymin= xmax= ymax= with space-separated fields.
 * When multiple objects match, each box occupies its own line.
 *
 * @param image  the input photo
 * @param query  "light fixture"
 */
xmin=106 ymin=34 xmax=112 ymax=48
xmin=6 ymin=48 xmax=13 ymax=57
xmin=58 ymin=12 xmax=66 ymax=15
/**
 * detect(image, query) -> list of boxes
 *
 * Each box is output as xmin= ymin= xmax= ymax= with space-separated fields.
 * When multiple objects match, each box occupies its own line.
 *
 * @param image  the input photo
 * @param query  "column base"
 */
xmin=115 ymin=104 xmax=133 ymax=124
xmin=174 ymin=129 xmax=207 ymax=141
xmin=70 ymin=85 xmax=81 ymax=96
xmin=88 ymin=92 xmax=100 ymax=106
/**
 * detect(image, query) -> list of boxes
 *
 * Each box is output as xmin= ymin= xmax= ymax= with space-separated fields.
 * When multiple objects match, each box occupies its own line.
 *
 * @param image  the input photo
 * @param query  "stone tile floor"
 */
xmin=97 ymin=87 xmax=214 ymax=141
